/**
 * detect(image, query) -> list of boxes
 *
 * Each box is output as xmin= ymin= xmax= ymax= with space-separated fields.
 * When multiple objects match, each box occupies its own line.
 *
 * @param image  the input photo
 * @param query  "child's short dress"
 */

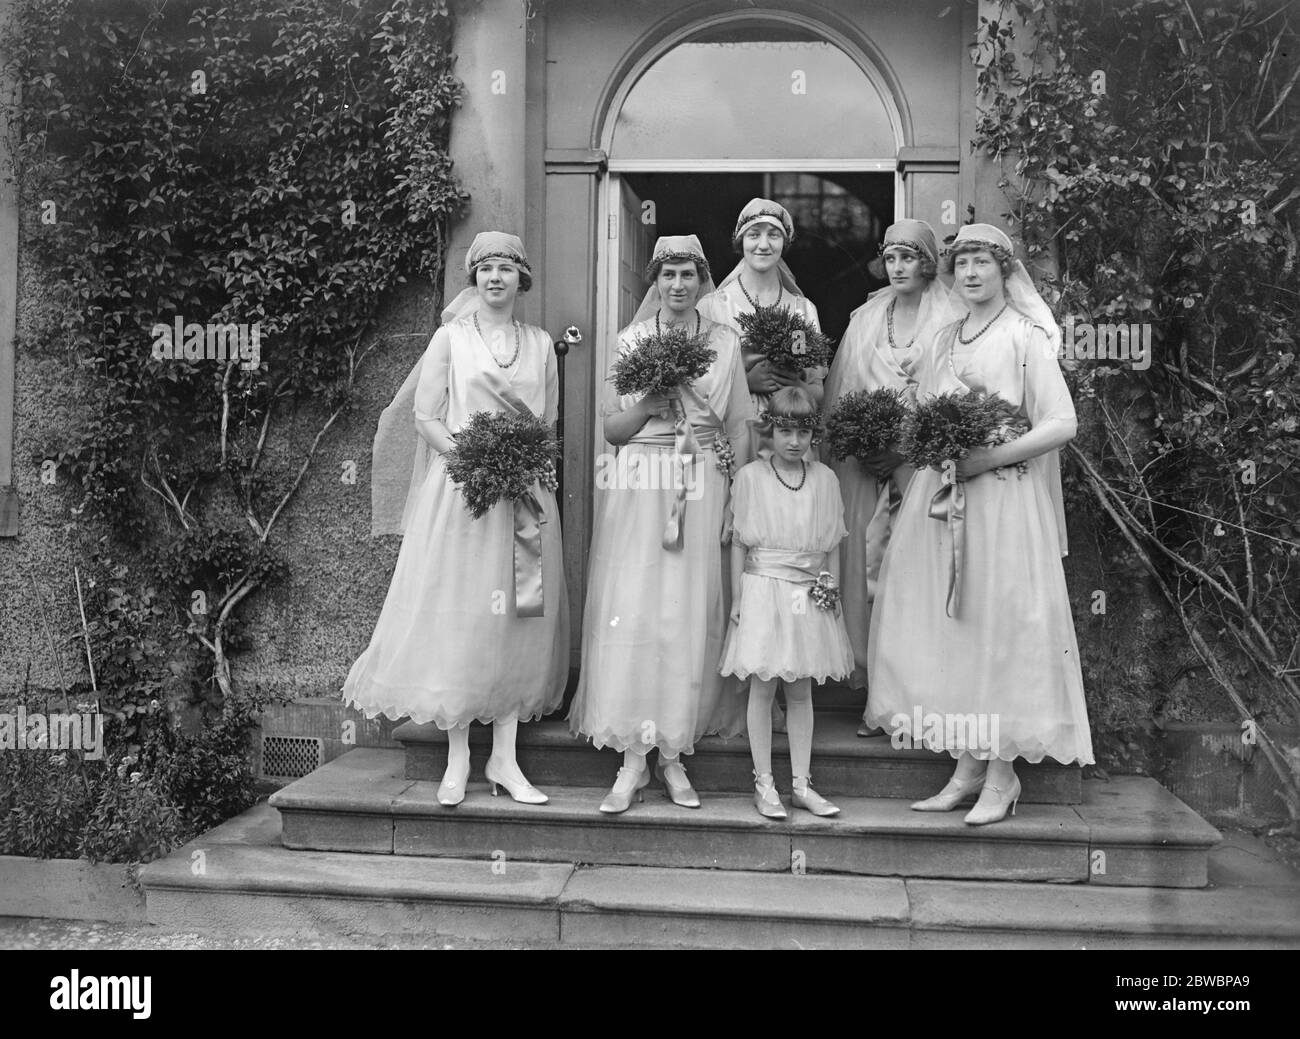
xmin=720 ymin=456 xmax=855 ymax=683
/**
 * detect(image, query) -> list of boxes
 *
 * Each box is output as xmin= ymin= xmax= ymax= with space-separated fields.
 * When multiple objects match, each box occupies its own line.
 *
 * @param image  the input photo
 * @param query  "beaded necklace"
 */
xmin=737 ymin=274 xmax=784 ymax=311
xmin=956 ymin=304 xmax=1008 ymax=345
xmin=886 ymin=296 xmax=917 ymax=351
xmin=473 ymin=312 xmax=522 ymax=368
xmin=948 ymin=305 xmax=1009 ymax=380
xmin=769 ymin=456 xmax=807 ymax=492
xmin=655 ymin=311 xmax=701 ymax=338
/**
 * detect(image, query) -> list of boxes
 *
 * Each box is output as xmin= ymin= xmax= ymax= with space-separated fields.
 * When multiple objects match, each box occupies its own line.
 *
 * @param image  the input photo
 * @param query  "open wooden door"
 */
xmin=616 ymin=176 xmax=656 ymax=329
xmin=596 ymin=174 xmax=655 ymax=460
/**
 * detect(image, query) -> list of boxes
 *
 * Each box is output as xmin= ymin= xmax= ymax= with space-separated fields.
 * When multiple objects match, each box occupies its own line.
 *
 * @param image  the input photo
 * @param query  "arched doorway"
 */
xmin=594 ymin=14 xmax=906 ymax=401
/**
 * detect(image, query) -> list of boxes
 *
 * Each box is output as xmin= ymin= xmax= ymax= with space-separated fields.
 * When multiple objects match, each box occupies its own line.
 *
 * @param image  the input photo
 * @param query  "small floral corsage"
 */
xmin=809 ymin=570 xmax=841 ymax=613
xmin=540 ymin=458 xmax=559 ymax=493
xmin=714 ymin=437 xmax=736 ymax=478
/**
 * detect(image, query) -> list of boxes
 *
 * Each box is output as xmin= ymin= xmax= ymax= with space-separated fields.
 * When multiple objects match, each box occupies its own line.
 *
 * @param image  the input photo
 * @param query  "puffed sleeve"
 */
xmin=1021 ymin=322 xmax=1075 ymax=428
xmin=543 ymin=329 xmax=559 ymax=426
xmin=719 ymin=326 xmax=757 ymax=462
xmin=729 ymin=463 xmax=759 ymax=548
xmin=413 ymin=326 xmax=452 ymax=423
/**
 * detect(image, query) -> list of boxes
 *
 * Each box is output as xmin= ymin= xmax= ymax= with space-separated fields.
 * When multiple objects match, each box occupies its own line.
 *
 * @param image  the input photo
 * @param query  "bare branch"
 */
xmin=1257 ymin=54 xmax=1300 ymax=131
xmin=261 ymin=403 xmax=346 ymax=543
xmin=220 ymin=360 xmax=236 ymax=467
xmin=1068 ymin=444 xmax=1242 ymax=606
xmin=1076 ymin=452 xmax=1300 ymax=822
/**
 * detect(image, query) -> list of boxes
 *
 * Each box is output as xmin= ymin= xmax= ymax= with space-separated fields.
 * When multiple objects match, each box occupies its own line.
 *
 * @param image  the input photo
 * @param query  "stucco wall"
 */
xmin=0 ymin=223 xmax=440 ymax=700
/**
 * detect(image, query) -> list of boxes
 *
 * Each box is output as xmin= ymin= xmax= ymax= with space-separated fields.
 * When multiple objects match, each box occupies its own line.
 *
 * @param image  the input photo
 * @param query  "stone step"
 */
xmin=394 ymin=714 xmax=1083 ymax=804
xmin=138 ymin=802 xmax=1299 ymax=949
xmin=268 ymin=748 xmax=1219 ymax=887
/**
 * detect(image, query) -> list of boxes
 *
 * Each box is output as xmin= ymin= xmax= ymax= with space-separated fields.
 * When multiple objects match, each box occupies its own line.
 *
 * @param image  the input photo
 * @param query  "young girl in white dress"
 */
xmin=344 ymin=232 xmax=569 ymax=808
xmin=568 ymin=235 xmax=754 ymax=814
xmin=865 ymin=223 xmax=1094 ymax=825
xmin=722 ymin=386 xmax=855 ymax=819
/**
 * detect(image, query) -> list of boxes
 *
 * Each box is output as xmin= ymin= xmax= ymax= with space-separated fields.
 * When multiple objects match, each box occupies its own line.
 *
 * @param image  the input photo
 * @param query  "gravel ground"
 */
xmin=0 ymin=916 xmax=559 ymax=950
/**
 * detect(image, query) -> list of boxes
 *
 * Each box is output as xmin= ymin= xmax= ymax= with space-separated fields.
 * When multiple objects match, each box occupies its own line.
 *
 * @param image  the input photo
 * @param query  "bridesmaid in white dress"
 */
xmin=344 ymin=232 xmax=569 ymax=808
xmin=822 ymin=219 xmax=961 ymax=718
xmin=865 ymin=223 xmax=1094 ymax=825
xmin=698 ymin=197 xmax=825 ymax=731
xmin=698 ymin=197 xmax=827 ymax=429
xmin=568 ymin=235 xmax=754 ymax=813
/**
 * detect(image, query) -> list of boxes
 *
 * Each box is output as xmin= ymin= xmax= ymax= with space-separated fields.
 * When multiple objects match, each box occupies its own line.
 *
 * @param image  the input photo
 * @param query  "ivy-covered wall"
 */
xmin=0 ymin=0 xmax=464 ymax=722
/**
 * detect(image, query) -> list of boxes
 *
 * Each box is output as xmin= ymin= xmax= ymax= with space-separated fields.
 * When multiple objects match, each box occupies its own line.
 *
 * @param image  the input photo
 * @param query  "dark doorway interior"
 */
xmin=623 ymin=172 xmax=893 ymax=344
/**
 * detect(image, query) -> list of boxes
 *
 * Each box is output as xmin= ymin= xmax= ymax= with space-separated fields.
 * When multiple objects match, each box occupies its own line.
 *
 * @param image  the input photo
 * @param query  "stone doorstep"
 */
xmin=135 ymin=803 xmax=1300 ymax=948
xmin=268 ymin=748 xmax=1218 ymax=887
xmin=394 ymin=715 xmax=1083 ymax=804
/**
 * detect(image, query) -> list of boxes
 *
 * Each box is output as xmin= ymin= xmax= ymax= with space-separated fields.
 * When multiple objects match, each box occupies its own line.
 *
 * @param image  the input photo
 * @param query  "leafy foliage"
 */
xmin=973 ymin=0 xmax=1300 ymax=820
xmin=610 ymin=324 xmax=717 ymax=398
xmin=0 ymin=704 xmax=256 ymax=863
xmin=825 ymin=387 xmax=910 ymax=461
xmin=735 ymin=304 xmax=831 ymax=372
xmin=442 ymin=410 xmax=559 ymax=520
xmin=902 ymin=390 xmax=1026 ymax=473
xmin=10 ymin=0 xmax=465 ymax=706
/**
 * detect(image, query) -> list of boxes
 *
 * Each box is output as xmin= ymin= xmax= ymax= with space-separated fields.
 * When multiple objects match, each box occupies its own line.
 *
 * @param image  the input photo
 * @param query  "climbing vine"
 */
xmin=9 ymin=0 xmax=466 ymax=723
xmin=972 ymin=0 xmax=1300 ymax=827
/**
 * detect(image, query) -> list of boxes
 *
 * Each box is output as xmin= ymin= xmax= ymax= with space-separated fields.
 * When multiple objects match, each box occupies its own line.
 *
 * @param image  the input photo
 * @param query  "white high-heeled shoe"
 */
xmin=600 ymin=765 xmax=650 ymax=814
xmin=964 ymin=774 xmax=1021 ymax=826
xmin=910 ymin=770 xmax=987 ymax=812
xmin=484 ymin=758 xmax=548 ymax=805
xmin=655 ymin=759 xmax=700 ymax=808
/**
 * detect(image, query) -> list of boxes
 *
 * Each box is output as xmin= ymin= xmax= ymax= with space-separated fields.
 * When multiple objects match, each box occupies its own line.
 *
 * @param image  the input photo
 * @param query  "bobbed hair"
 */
xmin=941 ymin=239 xmax=1015 ymax=279
xmin=469 ymin=261 xmax=533 ymax=292
xmin=768 ymin=385 xmax=818 ymax=422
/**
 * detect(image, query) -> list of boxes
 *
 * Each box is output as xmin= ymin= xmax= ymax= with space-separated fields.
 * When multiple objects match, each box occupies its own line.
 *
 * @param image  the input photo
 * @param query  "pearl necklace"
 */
xmin=738 ymin=274 xmax=783 ymax=310
xmin=957 ymin=304 xmax=1008 ymax=345
xmin=769 ymin=456 xmax=807 ymax=491
xmin=473 ymin=312 xmax=521 ymax=368
xmin=886 ymin=297 xmax=917 ymax=351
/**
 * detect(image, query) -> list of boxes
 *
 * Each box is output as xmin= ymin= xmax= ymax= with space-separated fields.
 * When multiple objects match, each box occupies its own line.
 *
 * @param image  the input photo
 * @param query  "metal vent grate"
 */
xmin=261 ymin=735 xmax=324 ymax=779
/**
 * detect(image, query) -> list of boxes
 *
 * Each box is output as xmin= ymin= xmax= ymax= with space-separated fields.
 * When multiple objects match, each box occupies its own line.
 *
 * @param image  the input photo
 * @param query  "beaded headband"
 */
xmin=470 ymin=250 xmax=532 ymax=275
xmin=878 ymin=239 xmax=929 ymax=258
xmin=645 ymin=251 xmax=712 ymax=283
xmin=734 ymin=208 xmax=794 ymax=243
xmin=940 ymin=237 xmax=1014 ymax=272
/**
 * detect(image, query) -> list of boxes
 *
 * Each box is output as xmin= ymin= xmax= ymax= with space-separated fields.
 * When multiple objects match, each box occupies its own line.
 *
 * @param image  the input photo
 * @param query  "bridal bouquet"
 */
xmin=735 ymin=304 xmax=831 ymax=373
xmin=901 ymin=390 xmax=1030 ymax=479
xmin=824 ymin=387 xmax=910 ymax=463
xmin=610 ymin=324 xmax=716 ymax=399
xmin=443 ymin=409 xmax=559 ymax=519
